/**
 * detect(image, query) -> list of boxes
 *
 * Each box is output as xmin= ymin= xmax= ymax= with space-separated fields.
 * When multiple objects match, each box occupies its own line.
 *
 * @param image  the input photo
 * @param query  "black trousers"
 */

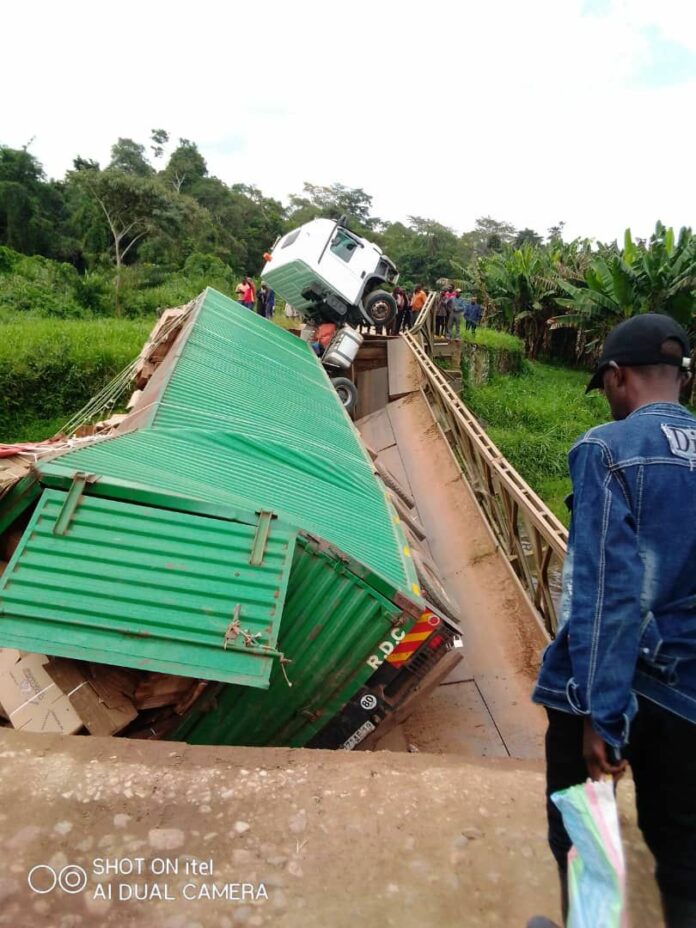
xmin=435 ymin=315 xmax=446 ymax=336
xmin=394 ymin=308 xmax=411 ymax=333
xmin=545 ymin=700 xmax=696 ymax=916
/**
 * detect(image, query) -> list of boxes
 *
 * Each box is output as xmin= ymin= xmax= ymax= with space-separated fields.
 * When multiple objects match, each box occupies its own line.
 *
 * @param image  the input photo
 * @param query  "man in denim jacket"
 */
xmin=530 ymin=314 xmax=696 ymax=928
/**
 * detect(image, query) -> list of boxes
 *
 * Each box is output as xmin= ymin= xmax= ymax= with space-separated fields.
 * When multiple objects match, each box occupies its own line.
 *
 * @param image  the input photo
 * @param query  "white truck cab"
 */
xmin=261 ymin=217 xmax=399 ymax=327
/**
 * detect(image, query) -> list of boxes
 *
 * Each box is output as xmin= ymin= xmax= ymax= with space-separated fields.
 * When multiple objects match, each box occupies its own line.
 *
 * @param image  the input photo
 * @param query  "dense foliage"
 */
xmin=1 ymin=131 xmax=693 ymax=361
xmin=0 ymin=134 xmax=573 ymax=319
xmin=471 ymin=224 xmax=696 ymax=363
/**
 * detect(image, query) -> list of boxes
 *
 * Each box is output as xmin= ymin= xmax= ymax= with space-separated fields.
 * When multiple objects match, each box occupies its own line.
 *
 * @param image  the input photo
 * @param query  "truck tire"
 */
xmin=330 ymin=377 xmax=358 ymax=414
xmin=364 ymin=290 xmax=397 ymax=326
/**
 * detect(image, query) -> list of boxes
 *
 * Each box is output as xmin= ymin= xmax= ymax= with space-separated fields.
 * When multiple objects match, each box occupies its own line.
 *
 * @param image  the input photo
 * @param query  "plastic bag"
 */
xmin=551 ymin=779 xmax=628 ymax=928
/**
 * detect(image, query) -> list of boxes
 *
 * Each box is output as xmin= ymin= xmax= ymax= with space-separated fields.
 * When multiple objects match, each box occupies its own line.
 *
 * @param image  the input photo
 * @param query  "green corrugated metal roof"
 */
xmin=36 ymin=288 xmax=415 ymax=592
xmin=0 ymin=490 xmax=296 ymax=686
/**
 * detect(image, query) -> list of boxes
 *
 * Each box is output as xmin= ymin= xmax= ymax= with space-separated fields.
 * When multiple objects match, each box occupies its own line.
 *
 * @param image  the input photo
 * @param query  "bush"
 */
xmin=0 ymin=317 xmax=153 ymax=440
xmin=117 ymin=261 xmax=240 ymax=317
xmin=0 ymin=249 xmax=88 ymax=317
xmin=0 ymin=247 xmax=246 ymax=319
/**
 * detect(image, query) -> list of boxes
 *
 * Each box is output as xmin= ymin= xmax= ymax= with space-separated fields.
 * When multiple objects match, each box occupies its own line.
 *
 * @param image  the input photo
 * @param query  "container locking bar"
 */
xmin=53 ymin=473 xmax=96 ymax=535
xmin=249 ymin=510 xmax=275 ymax=566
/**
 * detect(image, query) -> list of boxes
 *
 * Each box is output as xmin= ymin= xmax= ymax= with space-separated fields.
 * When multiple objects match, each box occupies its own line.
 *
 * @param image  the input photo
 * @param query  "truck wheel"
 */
xmin=331 ymin=377 xmax=358 ymax=414
xmin=364 ymin=290 xmax=397 ymax=326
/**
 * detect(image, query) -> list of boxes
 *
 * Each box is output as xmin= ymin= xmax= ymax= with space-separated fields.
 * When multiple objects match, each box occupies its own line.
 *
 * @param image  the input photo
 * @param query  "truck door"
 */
xmin=318 ymin=228 xmax=365 ymax=305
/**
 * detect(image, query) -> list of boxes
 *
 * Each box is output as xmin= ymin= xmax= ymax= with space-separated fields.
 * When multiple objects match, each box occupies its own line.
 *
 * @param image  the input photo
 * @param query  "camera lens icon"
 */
xmin=28 ymin=864 xmax=88 ymax=895
xmin=59 ymin=865 xmax=88 ymax=894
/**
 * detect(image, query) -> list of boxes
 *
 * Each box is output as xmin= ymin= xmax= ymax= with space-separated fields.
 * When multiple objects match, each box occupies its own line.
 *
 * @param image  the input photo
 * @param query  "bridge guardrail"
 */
xmin=403 ymin=321 xmax=568 ymax=638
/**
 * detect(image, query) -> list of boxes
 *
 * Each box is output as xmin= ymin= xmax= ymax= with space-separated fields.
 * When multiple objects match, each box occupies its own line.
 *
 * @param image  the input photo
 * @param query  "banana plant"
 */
xmin=550 ymin=223 xmax=696 ymax=360
xmin=477 ymin=244 xmax=561 ymax=358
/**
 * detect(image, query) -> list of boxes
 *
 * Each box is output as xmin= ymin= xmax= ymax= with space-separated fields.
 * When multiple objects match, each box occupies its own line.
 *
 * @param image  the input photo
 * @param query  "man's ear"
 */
xmin=609 ymin=363 xmax=626 ymax=388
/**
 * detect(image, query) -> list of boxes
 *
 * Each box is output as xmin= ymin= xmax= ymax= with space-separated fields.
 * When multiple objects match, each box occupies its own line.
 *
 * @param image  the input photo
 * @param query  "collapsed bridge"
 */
xmin=0 ymin=291 xmax=662 ymax=927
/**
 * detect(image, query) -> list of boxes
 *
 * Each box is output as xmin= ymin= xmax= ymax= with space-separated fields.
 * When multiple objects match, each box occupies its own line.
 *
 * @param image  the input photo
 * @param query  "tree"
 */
xmin=471 ymin=216 xmax=517 ymax=255
xmin=150 ymin=128 xmax=169 ymax=161
xmin=108 ymin=138 xmax=153 ymax=176
xmin=379 ymin=218 xmax=458 ymax=287
xmin=514 ymin=228 xmax=543 ymax=248
xmin=0 ymin=146 xmax=70 ymax=259
xmin=547 ymin=221 xmax=565 ymax=243
xmin=477 ymin=244 xmax=559 ymax=358
xmin=286 ymin=182 xmax=377 ymax=233
xmin=162 ymin=139 xmax=207 ymax=194
xmin=70 ymin=166 xmax=176 ymax=312
xmin=551 ymin=224 xmax=696 ymax=359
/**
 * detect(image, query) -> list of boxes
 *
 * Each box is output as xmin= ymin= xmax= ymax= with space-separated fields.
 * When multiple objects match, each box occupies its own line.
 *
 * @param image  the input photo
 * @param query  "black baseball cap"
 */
xmin=586 ymin=313 xmax=691 ymax=393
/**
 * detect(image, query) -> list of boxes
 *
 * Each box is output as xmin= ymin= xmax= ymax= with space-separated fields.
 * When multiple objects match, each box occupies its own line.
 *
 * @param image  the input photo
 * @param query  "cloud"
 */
xmin=581 ymin=0 xmax=612 ymax=16
xmin=633 ymin=26 xmax=696 ymax=87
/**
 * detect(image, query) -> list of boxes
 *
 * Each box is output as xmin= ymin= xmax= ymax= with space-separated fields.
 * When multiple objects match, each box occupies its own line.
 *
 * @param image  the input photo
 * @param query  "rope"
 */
xmin=60 ymin=305 xmax=193 ymax=436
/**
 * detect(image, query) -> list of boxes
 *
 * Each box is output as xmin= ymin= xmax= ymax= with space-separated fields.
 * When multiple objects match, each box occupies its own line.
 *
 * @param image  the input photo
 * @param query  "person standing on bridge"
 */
xmin=409 ymin=285 xmax=427 ymax=328
xmin=239 ymin=276 xmax=256 ymax=311
xmin=435 ymin=288 xmax=451 ymax=337
xmin=392 ymin=286 xmax=410 ymax=334
xmin=465 ymin=297 xmax=482 ymax=333
xmin=446 ymin=289 xmax=467 ymax=340
xmin=529 ymin=314 xmax=696 ymax=928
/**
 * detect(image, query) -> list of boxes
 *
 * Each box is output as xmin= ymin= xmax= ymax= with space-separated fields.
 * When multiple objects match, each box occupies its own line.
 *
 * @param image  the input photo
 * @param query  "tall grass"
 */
xmin=463 ymin=362 xmax=610 ymax=523
xmin=0 ymin=317 xmax=153 ymax=442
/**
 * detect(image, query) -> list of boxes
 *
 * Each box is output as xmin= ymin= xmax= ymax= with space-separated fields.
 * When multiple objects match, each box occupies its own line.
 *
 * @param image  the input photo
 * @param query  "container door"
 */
xmin=0 ymin=489 xmax=296 ymax=689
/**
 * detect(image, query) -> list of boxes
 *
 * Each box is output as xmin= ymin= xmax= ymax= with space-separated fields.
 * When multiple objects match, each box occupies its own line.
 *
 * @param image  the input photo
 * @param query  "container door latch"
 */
xmin=249 ymin=510 xmax=275 ymax=566
xmin=53 ymin=472 xmax=97 ymax=536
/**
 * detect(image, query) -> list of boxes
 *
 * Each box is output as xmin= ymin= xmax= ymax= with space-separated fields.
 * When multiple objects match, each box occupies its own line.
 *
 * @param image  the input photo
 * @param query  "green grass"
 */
xmin=463 ymin=361 xmax=610 ymax=524
xmin=0 ymin=317 xmax=154 ymax=442
xmin=460 ymin=326 xmax=523 ymax=352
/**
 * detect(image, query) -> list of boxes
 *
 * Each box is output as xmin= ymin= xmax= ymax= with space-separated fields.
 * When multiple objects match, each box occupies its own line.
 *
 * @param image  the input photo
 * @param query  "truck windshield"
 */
xmin=330 ymin=231 xmax=358 ymax=263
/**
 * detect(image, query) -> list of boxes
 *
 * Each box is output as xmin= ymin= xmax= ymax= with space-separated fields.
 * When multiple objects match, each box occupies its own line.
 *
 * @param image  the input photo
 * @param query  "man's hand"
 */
xmin=582 ymin=718 xmax=628 ymax=781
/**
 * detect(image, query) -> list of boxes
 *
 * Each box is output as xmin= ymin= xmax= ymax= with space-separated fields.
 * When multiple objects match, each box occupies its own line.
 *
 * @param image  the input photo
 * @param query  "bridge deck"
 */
xmin=359 ymin=390 xmax=547 ymax=760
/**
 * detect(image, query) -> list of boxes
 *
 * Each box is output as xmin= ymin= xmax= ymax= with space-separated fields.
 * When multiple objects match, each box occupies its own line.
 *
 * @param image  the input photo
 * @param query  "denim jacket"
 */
xmin=533 ymin=402 xmax=696 ymax=747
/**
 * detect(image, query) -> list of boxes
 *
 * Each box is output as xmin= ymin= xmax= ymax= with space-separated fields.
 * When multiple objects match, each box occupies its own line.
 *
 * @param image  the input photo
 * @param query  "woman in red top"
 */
xmin=239 ymin=276 xmax=256 ymax=310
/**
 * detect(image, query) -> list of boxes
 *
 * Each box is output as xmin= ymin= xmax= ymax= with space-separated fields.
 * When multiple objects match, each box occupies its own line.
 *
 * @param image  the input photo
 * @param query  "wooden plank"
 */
xmin=376 ymin=445 xmax=413 ymax=500
xmin=134 ymin=673 xmax=198 ymax=710
xmin=387 ymin=338 xmax=425 ymax=398
xmin=432 ymin=342 xmax=454 ymax=358
xmin=391 ymin=493 xmax=427 ymax=541
xmin=403 ymin=679 xmax=510 ymax=758
xmin=355 ymin=408 xmax=396 ymax=452
xmin=355 ymin=367 xmax=389 ymax=419
xmin=354 ymin=345 xmax=388 ymax=363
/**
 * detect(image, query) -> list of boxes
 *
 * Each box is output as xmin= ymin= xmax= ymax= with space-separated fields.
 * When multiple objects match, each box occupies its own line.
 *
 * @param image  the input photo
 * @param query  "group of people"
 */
xmin=355 ymin=285 xmax=428 ymax=336
xmin=236 ymin=279 xmax=481 ymax=341
xmin=236 ymin=277 xmax=275 ymax=319
xmin=435 ymin=287 xmax=483 ymax=339
xmin=357 ymin=284 xmax=483 ymax=339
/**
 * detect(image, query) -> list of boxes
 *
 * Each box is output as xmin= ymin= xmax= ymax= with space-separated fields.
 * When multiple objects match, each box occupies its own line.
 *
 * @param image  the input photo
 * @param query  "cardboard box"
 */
xmin=46 ymin=659 xmax=137 ymax=736
xmin=0 ymin=648 xmax=22 ymax=673
xmin=0 ymin=652 xmax=83 ymax=734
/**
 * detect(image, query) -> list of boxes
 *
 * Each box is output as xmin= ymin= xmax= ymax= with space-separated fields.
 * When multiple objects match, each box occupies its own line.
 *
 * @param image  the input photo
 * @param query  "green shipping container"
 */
xmin=0 ymin=289 xmax=450 ymax=748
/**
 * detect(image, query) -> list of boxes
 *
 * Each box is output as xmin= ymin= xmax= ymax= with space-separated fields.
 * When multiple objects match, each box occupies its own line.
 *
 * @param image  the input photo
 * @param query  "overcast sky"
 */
xmin=2 ymin=0 xmax=694 ymax=242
